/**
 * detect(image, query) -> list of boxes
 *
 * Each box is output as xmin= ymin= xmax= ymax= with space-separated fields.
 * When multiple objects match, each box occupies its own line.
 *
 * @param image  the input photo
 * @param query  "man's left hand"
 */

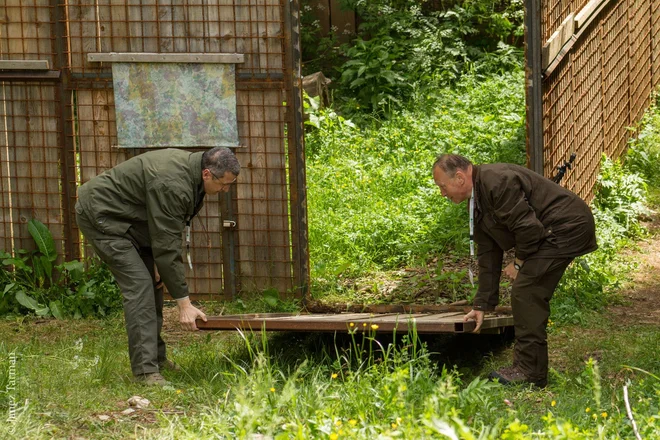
xmin=176 ymin=298 xmax=207 ymax=331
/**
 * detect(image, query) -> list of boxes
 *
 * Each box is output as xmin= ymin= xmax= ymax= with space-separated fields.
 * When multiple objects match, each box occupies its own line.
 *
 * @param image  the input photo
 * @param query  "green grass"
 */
xmin=0 ymin=311 xmax=658 ymax=439
xmin=306 ymin=71 xmax=527 ymax=289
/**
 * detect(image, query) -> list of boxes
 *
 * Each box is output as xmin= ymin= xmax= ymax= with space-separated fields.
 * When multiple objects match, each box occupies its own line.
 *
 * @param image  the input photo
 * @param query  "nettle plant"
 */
xmin=0 ymin=219 xmax=121 ymax=319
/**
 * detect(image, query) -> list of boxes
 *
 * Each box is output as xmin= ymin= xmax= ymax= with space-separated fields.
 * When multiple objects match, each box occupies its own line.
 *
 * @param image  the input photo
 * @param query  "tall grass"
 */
xmin=306 ymin=71 xmax=526 ymax=283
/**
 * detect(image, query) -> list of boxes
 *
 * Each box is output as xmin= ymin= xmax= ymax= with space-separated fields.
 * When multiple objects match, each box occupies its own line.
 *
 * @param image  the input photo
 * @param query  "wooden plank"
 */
xmin=205 ymin=0 xmax=221 ymax=53
xmin=330 ymin=0 xmax=356 ymax=43
xmin=5 ymin=1 xmax=24 ymax=58
xmin=0 ymin=83 xmax=15 ymax=254
xmin=0 ymin=60 xmax=49 ymax=70
xmin=246 ymin=89 xmax=269 ymax=290
xmin=140 ymin=0 xmax=159 ymax=53
xmin=575 ymin=0 xmax=610 ymax=29
xmin=197 ymin=313 xmax=514 ymax=334
xmin=128 ymin=1 xmax=144 ymax=52
xmin=542 ymin=13 xmax=575 ymax=70
xmin=10 ymin=84 xmax=34 ymax=253
xmin=218 ymin=0 xmax=237 ymax=55
xmin=157 ymin=0 xmax=175 ymax=53
xmin=87 ymin=52 xmax=245 ymax=63
xmin=106 ymin=0 xmax=130 ymax=53
xmin=172 ymin=0 xmax=188 ymax=52
xmin=235 ymin=90 xmax=254 ymax=290
xmin=307 ymin=302 xmax=514 ymax=315
xmin=187 ymin=0 xmax=206 ymax=53
xmin=76 ymin=90 xmax=99 ymax=184
xmin=266 ymin=0 xmax=283 ymax=71
xmin=310 ymin=0 xmax=331 ymax=36
xmin=264 ymin=90 xmax=291 ymax=291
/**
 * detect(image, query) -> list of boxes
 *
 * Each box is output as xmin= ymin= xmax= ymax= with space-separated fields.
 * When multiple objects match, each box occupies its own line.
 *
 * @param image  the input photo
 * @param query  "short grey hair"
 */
xmin=432 ymin=154 xmax=472 ymax=178
xmin=202 ymin=147 xmax=241 ymax=177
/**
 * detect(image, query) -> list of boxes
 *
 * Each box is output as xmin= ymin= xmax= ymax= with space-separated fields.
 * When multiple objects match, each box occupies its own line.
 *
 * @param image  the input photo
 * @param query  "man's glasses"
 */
xmin=208 ymin=169 xmax=237 ymax=186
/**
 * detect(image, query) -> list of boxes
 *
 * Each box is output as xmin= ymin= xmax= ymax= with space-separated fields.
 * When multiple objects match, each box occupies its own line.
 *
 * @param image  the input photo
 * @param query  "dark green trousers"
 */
xmin=76 ymin=203 xmax=166 ymax=376
xmin=511 ymin=257 xmax=573 ymax=385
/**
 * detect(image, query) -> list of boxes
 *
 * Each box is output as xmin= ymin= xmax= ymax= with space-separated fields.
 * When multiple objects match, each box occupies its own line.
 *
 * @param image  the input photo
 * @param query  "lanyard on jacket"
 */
xmin=468 ymin=187 xmax=475 ymax=286
xmin=185 ymin=221 xmax=193 ymax=271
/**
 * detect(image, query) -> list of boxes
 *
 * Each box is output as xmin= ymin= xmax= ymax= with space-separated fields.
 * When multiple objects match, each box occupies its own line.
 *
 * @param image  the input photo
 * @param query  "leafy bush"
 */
xmin=553 ymin=155 xmax=650 ymax=324
xmin=333 ymin=0 xmax=524 ymax=112
xmin=0 ymin=219 xmax=121 ymax=318
xmin=306 ymin=71 xmax=526 ymax=283
xmin=626 ymin=96 xmax=660 ymax=186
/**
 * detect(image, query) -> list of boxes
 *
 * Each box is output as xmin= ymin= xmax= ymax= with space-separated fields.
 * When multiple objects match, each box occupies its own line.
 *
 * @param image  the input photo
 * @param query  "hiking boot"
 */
xmin=159 ymin=359 xmax=181 ymax=372
xmin=136 ymin=372 xmax=170 ymax=386
xmin=488 ymin=366 xmax=546 ymax=388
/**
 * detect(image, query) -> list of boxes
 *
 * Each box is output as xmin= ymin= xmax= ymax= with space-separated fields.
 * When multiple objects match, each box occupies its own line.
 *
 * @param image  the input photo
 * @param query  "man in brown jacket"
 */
xmin=432 ymin=154 xmax=597 ymax=387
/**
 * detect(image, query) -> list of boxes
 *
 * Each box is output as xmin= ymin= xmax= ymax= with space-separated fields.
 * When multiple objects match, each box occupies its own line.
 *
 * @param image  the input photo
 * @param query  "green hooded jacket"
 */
xmin=77 ymin=149 xmax=205 ymax=299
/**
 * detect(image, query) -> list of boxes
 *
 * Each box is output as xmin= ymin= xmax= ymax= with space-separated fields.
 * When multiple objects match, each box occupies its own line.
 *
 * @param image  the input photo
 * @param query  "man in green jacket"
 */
xmin=432 ymin=154 xmax=597 ymax=388
xmin=76 ymin=147 xmax=240 ymax=385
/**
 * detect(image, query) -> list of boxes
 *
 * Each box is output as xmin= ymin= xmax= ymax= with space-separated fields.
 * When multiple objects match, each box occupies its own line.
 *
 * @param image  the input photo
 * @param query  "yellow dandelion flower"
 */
xmin=349 ymin=322 xmax=355 ymax=327
xmin=176 ymin=389 xmax=183 ymax=394
xmin=371 ymin=324 xmax=379 ymax=330
xmin=391 ymin=423 xmax=398 ymax=429
xmin=331 ymin=373 xmax=338 ymax=379
xmin=585 ymin=407 xmax=591 ymax=413
xmin=330 ymin=433 xmax=338 ymax=440
xmin=601 ymin=412 xmax=608 ymax=418
xmin=362 ymin=323 xmax=367 ymax=327
xmin=551 ymin=400 xmax=556 ymax=407
xmin=270 ymin=387 xmax=275 ymax=392
xmin=348 ymin=419 xmax=357 ymax=426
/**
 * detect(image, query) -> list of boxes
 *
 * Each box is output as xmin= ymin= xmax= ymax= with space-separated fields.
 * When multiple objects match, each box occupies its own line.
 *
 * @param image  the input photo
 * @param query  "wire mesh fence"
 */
xmin=541 ymin=0 xmax=660 ymax=200
xmin=0 ymin=0 xmax=306 ymax=299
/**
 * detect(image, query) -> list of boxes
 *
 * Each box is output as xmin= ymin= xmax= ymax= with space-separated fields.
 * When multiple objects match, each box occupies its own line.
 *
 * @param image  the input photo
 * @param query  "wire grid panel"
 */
xmin=653 ymin=0 xmax=660 ymax=87
xmin=570 ymin=28 xmax=603 ymax=200
xmin=0 ymin=1 xmax=55 ymax=66
xmin=541 ymin=0 xmax=660 ymax=200
xmin=63 ymin=0 xmax=296 ymax=297
xmin=64 ymin=0 xmax=285 ymax=77
xmin=602 ymin=0 xmax=630 ymax=159
xmin=543 ymin=56 xmax=574 ymax=183
xmin=629 ymin=0 xmax=652 ymax=125
xmin=234 ymin=87 xmax=293 ymax=293
xmin=0 ymin=83 xmax=66 ymax=260
xmin=542 ymin=0 xmax=590 ymax=42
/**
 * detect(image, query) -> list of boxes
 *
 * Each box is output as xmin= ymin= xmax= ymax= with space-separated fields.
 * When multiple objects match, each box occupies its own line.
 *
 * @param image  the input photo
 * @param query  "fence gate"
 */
xmin=526 ymin=0 xmax=660 ymax=199
xmin=0 ymin=0 xmax=309 ymax=300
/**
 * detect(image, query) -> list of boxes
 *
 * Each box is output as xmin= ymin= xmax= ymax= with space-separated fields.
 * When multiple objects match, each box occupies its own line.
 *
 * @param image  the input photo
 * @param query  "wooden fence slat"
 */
xmin=0 ymin=84 xmax=15 ymax=254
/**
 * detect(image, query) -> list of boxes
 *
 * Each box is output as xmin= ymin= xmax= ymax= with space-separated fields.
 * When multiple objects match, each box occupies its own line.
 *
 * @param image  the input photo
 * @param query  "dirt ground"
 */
xmin=608 ymin=211 xmax=660 ymax=326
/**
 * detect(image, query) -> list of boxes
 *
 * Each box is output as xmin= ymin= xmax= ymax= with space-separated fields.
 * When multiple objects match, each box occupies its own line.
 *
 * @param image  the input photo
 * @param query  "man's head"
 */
xmin=202 ymin=147 xmax=241 ymax=195
xmin=432 ymin=154 xmax=473 ymax=204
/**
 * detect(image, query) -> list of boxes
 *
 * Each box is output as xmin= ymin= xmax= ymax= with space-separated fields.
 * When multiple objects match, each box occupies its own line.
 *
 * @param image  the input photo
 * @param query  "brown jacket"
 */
xmin=472 ymin=164 xmax=597 ymax=311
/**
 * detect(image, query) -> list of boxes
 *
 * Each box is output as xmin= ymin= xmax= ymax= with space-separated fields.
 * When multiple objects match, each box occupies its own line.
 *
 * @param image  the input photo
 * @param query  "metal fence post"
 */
xmin=525 ymin=0 xmax=544 ymax=175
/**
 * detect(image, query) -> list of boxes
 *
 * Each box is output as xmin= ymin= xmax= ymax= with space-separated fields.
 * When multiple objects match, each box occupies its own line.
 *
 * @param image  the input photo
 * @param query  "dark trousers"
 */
xmin=76 ymin=204 xmax=166 ymax=376
xmin=511 ymin=257 xmax=573 ymax=384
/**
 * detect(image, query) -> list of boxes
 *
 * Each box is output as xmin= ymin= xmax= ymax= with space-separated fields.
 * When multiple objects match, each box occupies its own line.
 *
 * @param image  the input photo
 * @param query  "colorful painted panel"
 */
xmin=112 ymin=63 xmax=239 ymax=148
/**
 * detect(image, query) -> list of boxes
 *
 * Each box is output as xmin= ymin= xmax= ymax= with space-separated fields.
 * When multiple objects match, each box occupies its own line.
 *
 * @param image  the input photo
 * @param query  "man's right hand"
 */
xmin=176 ymin=297 xmax=207 ymax=331
xmin=463 ymin=309 xmax=484 ymax=333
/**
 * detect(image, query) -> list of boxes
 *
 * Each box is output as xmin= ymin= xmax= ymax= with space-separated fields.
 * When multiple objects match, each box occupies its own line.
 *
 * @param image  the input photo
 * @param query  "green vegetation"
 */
xmin=2 ymin=1 xmax=660 ymax=437
xmin=1 ymin=315 xmax=659 ymax=438
xmin=0 ymin=219 xmax=121 ymax=319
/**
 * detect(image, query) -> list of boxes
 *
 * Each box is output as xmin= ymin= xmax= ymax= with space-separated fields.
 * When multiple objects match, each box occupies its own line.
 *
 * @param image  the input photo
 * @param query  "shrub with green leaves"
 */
xmin=306 ymin=71 xmax=526 ymax=282
xmin=553 ymin=154 xmax=650 ymax=324
xmin=334 ymin=0 xmax=524 ymax=112
xmin=0 ymin=219 xmax=121 ymax=319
